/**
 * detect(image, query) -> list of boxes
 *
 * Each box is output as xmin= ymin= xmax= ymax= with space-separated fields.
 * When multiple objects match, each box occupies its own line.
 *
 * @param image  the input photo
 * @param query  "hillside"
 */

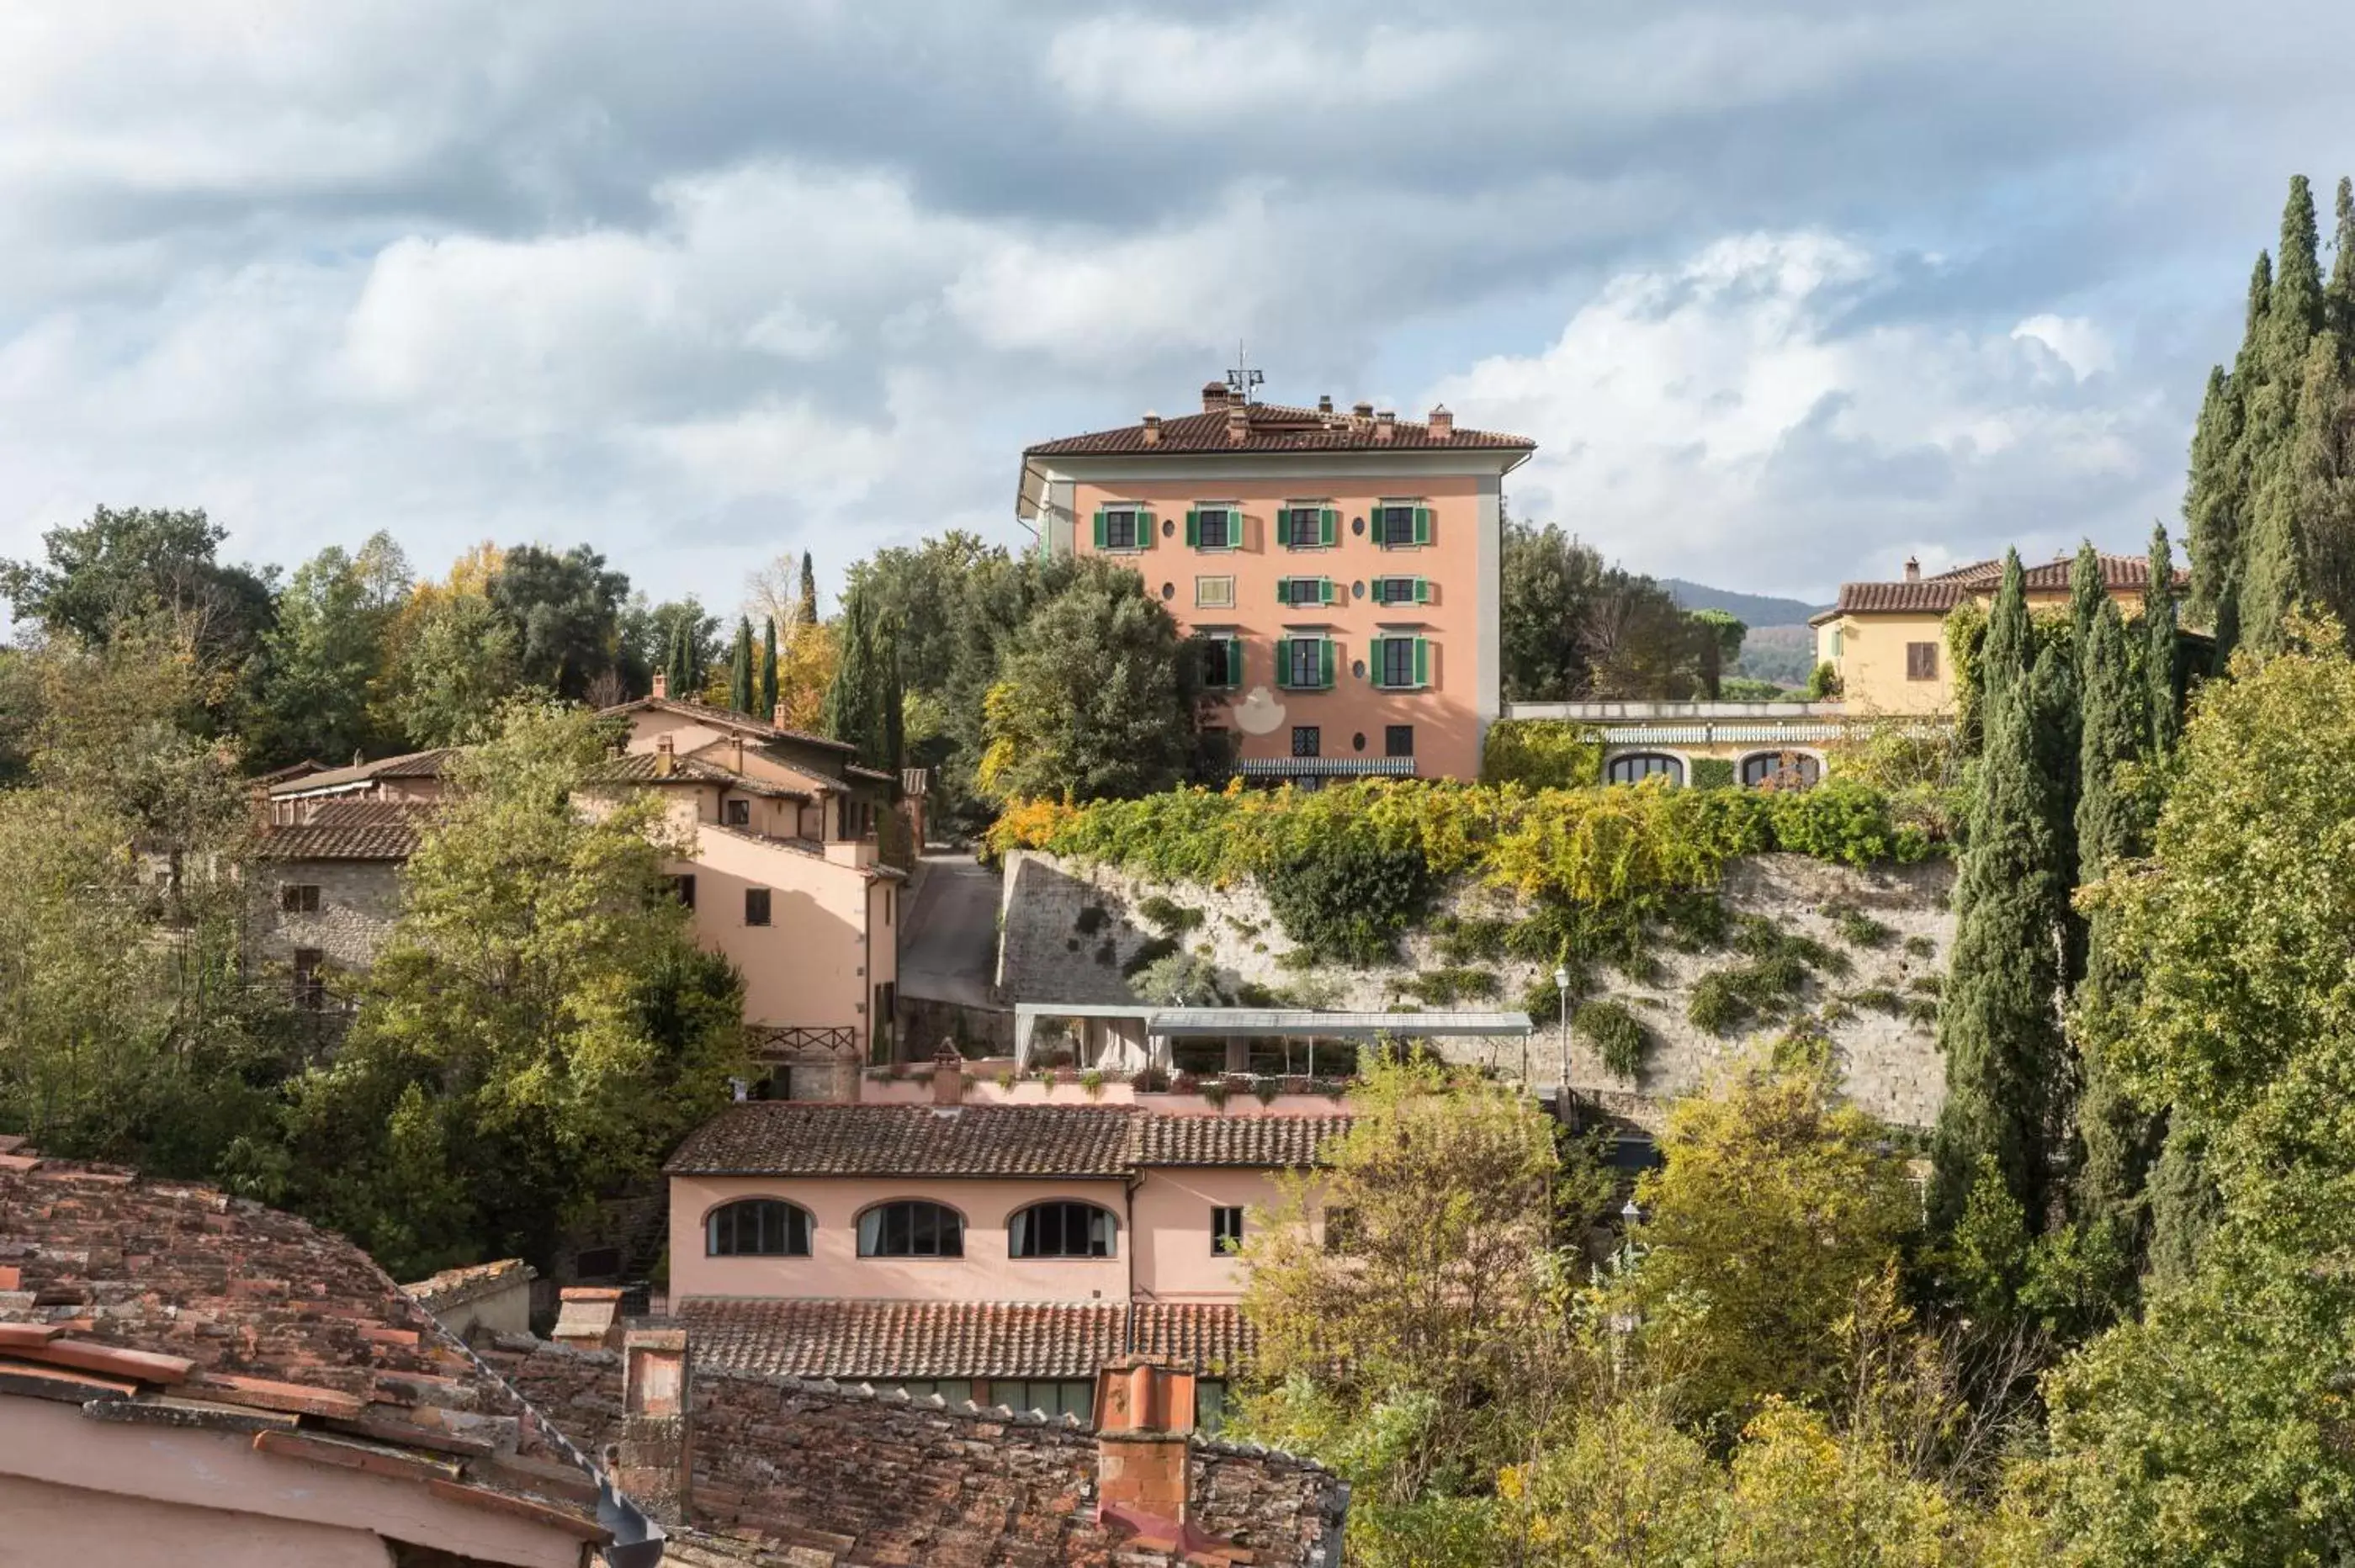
xmin=1663 ymin=579 xmax=1828 ymax=688
xmin=1662 ymin=578 xmax=1827 ymax=628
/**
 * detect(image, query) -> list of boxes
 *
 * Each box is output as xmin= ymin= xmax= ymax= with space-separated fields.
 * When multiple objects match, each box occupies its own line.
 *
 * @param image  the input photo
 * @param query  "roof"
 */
xmin=675 ymin=1298 xmax=1257 ymax=1384
xmin=268 ymin=747 xmax=458 ymax=797
xmin=600 ymin=696 xmax=857 ymax=756
xmin=1025 ymin=399 xmax=1534 ymax=458
xmin=681 ymin=1298 xmax=1129 ymax=1381
xmin=1147 ymin=1008 xmax=1534 ymax=1038
xmin=587 ymin=751 xmax=811 ymax=799
xmin=401 ymin=1258 xmax=535 ymax=1316
xmin=256 ymin=817 xmax=423 ymax=861
xmin=0 ymin=1151 xmax=626 ymax=1550
xmin=666 ymin=1103 xmax=1138 ymax=1179
xmin=1831 ymin=553 xmax=2184 ymax=617
xmin=1130 ymin=1115 xmax=1353 ymax=1168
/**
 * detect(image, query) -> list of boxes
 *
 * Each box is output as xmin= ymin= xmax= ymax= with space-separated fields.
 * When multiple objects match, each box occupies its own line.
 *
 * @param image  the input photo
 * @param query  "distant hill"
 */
xmin=1662 ymin=579 xmax=1828 ymax=628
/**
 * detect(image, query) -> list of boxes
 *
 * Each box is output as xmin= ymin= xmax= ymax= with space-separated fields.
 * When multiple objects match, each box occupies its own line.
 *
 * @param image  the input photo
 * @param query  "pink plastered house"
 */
xmin=1019 ymin=381 xmax=1536 ymax=782
xmin=660 ymin=1053 xmax=1351 ymax=1425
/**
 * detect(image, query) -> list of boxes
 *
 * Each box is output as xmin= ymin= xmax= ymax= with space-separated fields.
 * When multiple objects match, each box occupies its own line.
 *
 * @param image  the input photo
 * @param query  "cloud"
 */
xmin=1045 ymin=15 xmax=1488 ymax=120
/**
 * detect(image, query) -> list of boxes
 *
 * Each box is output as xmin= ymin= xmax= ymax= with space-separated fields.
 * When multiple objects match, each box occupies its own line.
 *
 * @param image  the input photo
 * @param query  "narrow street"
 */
xmin=898 ymin=850 xmax=1002 ymax=1007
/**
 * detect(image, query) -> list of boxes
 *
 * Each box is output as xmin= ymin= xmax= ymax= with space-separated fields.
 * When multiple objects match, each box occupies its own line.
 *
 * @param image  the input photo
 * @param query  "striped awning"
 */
xmin=1236 ymin=757 xmax=1417 ymax=777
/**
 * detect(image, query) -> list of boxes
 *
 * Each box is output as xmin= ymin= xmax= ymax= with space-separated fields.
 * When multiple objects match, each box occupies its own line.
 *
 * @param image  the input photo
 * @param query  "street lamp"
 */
xmin=1552 ymin=964 xmax=1571 ymax=1104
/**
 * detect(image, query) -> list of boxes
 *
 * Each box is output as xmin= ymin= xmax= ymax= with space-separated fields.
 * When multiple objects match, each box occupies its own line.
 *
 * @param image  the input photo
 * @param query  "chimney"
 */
xmin=1351 ymin=400 xmax=1374 ymax=423
xmin=1225 ymin=402 xmax=1249 ymax=446
xmin=1094 ymin=1359 xmax=1198 ymax=1527
xmin=1903 ymin=555 xmax=1922 ymax=582
xmin=552 ymin=1286 xmax=625 ymax=1351
xmin=1317 ymin=394 xmax=1333 ymax=415
xmin=772 ymin=701 xmax=791 ymax=730
xmin=1140 ymin=411 xmax=1161 ymax=448
xmin=617 ymin=1324 xmax=692 ymax=1527
xmin=1201 ymin=380 xmax=1228 ymax=413
xmin=651 ymin=672 xmax=668 ymax=700
xmin=932 ymin=1041 xmax=965 ymax=1106
xmin=1374 ymin=409 xmax=1396 ymax=443
xmin=655 ymin=734 xmax=676 ymax=778
xmin=1428 ymin=405 xmax=1453 ymax=442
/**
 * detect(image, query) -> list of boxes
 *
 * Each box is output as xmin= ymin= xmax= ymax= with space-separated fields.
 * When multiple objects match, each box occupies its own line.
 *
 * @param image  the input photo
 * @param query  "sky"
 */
xmin=3 ymin=1 xmax=2354 ymax=615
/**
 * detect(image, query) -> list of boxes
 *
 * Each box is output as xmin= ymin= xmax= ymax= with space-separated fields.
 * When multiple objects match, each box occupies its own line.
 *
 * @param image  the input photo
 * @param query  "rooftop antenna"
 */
xmin=1225 ymin=342 xmax=1263 ymax=405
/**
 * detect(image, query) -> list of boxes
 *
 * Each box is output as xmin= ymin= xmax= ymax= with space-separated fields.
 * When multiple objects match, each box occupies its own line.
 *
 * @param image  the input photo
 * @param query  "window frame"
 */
xmin=1605 ymin=752 xmax=1685 ymax=787
xmin=1194 ymin=575 xmax=1236 ymax=610
xmin=1291 ymin=725 xmax=1322 ymax=759
xmin=723 ymin=797 xmax=751 ymax=827
xmin=1279 ymin=636 xmax=1332 ymax=690
xmin=745 ymin=887 xmax=772 ymax=926
xmin=668 ymin=874 xmax=697 ymax=910
xmin=1095 ymin=505 xmax=1147 ymax=553
xmin=1375 ymin=501 xmax=1431 ymax=549
xmin=703 ymin=1197 xmax=814 ymax=1258
xmin=1740 ymin=750 xmax=1822 ymax=790
xmin=1212 ymin=1205 xmax=1246 ymax=1256
xmin=280 ymin=883 xmax=321 ymax=914
xmin=1186 ymin=503 xmax=1238 ymax=552
xmin=1008 ymin=1200 xmax=1118 ymax=1259
xmin=1197 ymin=633 xmax=1243 ymax=691
xmin=292 ymin=947 xmax=326 ymax=1009
xmin=1384 ymin=724 xmax=1415 ymax=760
xmin=856 ymin=1199 xmax=967 ymax=1258
xmin=1905 ymin=641 xmax=1939 ymax=681
xmin=1278 ymin=501 xmax=1337 ymax=549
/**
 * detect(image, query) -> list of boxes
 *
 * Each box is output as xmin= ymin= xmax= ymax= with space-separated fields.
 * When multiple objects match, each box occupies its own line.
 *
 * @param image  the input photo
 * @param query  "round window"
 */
xmin=1351 ymin=516 xmax=1366 ymax=536
xmin=1351 ymin=580 xmax=1366 ymax=599
xmin=1352 ymin=732 xmax=1367 ymax=752
xmin=1162 ymin=518 xmax=1176 ymax=538
xmin=1160 ymin=582 xmax=1175 ymax=600
xmin=1351 ymin=659 xmax=1367 ymax=679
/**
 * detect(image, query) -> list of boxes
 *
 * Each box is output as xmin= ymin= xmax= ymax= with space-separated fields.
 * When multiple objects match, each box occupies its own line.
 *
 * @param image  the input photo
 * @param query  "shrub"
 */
xmin=1820 ymin=899 xmax=1895 ymax=948
xmin=1575 ymin=999 xmax=1649 ymax=1079
xmin=1132 ymin=1065 xmax=1170 ymax=1092
xmin=1482 ymin=719 xmax=1604 ymax=788
xmin=1079 ymin=1068 xmax=1106 ymax=1098
xmin=1119 ymin=935 xmax=1180 ymax=977
xmin=1430 ymin=913 xmax=1514 ymax=965
xmin=1398 ymin=967 xmax=1502 ymax=1007
xmin=1259 ymin=823 xmax=1435 ymax=966
xmin=1135 ymin=894 xmax=1204 ymax=935
xmin=1848 ymin=986 xmax=1905 ymax=1015
xmin=1690 ymin=757 xmax=1737 ymax=791
xmin=1200 ymin=1078 xmax=1231 ymax=1109
xmin=1903 ymin=935 xmax=1937 ymax=960
xmin=1074 ymin=903 xmax=1107 ymax=935
xmin=1806 ymin=660 xmax=1843 ymax=699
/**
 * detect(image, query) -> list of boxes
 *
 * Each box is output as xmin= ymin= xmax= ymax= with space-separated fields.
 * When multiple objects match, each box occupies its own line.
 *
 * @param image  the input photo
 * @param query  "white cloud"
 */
xmin=2010 ymin=314 xmax=2116 ymax=380
xmin=1046 ymin=15 xmax=1487 ymax=119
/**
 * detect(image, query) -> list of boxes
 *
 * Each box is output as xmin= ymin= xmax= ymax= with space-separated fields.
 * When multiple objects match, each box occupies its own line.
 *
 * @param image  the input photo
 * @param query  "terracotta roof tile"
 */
xmin=1026 ymin=401 xmax=1533 ymax=458
xmin=666 ymin=1103 xmax=1138 ymax=1178
xmin=268 ymin=747 xmax=457 ymax=796
xmin=1130 ymin=1115 xmax=1353 ymax=1168
xmin=1128 ymin=1302 xmax=1256 ymax=1376
xmin=255 ymin=820 xmax=422 ymax=861
xmin=599 ymin=696 xmax=857 ymax=755
xmin=1834 ymin=553 xmax=2184 ymax=616
xmin=587 ymin=751 xmax=811 ymax=798
xmin=680 ymin=1298 xmax=1129 ymax=1381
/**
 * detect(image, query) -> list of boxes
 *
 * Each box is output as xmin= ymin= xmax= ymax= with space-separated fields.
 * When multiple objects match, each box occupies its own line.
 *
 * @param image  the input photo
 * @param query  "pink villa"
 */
xmin=660 ymin=1052 xmax=1353 ymax=1427
xmin=257 ymin=686 xmax=905 ymax=1084
xmin=1019 ymin=380 xmax=1536 ymax=782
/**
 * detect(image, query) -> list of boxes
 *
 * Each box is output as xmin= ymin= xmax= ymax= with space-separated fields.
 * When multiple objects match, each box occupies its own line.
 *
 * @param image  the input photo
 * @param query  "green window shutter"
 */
xmin=1414 ymin=576 xmax=1430 ymax=605
xmin=1092 ymin=509 xmax=1106 ymax=549
xmin=1138 ymin=509 xmax=1156 ymax=548
xmin=1414 ymin=637 xmax=1429 ymax=687
xmin=1274 ymin=638 xmax=1292 ymax=689
xmin=1368 ymin=636 xmax=1388 ymax=689
xmin=1275 ymin=579 xmax=1290 ymax=607
xmin=1320 ymin=506 xmax=1337 ymax=547
xmin=1226 ymin=637 xmax=1244 ymax=689
xmin=1319 ymin=638 xmax=1335 ymax=688
xmin=1185 ymin=508 xmax=1199 ymax=548
xmin=1412 ymin=505 xmax=1432 ymax=546
xmin=1320 ymin=578 xmax=1335 ymax=607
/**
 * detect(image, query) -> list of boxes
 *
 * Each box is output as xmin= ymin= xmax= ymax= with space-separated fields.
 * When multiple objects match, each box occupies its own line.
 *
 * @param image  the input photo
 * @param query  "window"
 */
xmin=280 ymin=883 xmax=320 ymax=914
xmin=1906 ymin=641 xmax=1939 ymax=681
xmin=1375 ymin=501 xmax=1430 ymax=548
xmin=1385 ymin=725 xmax=1415 ymax=759
xmin=1195 ymin=575 xmax=1235 ymax=609
xmin=292 ymin=948 xmax=326 ymax=1009
xmin=1197 ymin=1380 xmax=1228 ymax=1434
xmin=857 ymin=1200 xmax=964 ymax=1258
xmin=886 ymin=1379 xmax=974 ymax=1406
xmin=1009 ymin=1200 xmax=1117 ymax=1258
xmin=1292 ymin=725 xmax=1322 ymax=759
xmin=705 ymin=1198 xmax=812 ymax=1257
xmin=668 ymin=874 xmax=697 ymax=909
xmin=1279 ymin=503 xmax=1336 ymax=548
xmin=998 ymin=1380 xmax=1095 ymax=1422
xmin=1212 ymin=1205 xmax=1245 ymax=1255
xmin=1605 ymin=752 xmax=1684 ymax=786
xmin=724 ymin=797 xmax=751 ymax=826
xmin=1371 ymin=575 xmax=1425 ymax=607
xmin=1187 ymin=505 xmax=1234 ymax=550
xmin=1092 ymin=505 xmax=1149 ymax=551
xmin=1198 ymin=636 xmax=1242 ymax=690
xmin=745 ymin=887 xmax=772 ymax=926
xmin=1378 ymin=638 xmax=1416 ymax=689
xmin=1277 ymin=576 xmax=1330 ymax=607
xmin=1831 ymin=627 xmax=1845 ymax=656
xmin=1279 ymin=637 xmax=1330 ymax=689
xmin=1741 ymin=751 xmax=1822 ymax=790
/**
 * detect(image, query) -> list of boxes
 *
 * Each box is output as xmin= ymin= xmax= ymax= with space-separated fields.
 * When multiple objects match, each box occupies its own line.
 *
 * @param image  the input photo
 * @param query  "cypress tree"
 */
xmin=2329 ymin=176 xmax=2355 ymax=341
xmin=2184 ymin=366 xmax=2244 ymax=627
xmin=797 ymin=551 xmax=819 ymax=628
xmin=2145 ymin=1113 xmax=2222 ymax=1289
xmin=2069 ymin=540 xmax=2106 ymax=655
xmin=1932 ymin=555 xmax=2066 ymax=1232
xmin=729 ymin=617 xmax=754 ymax=714
xmin=2236 ymin=180 xmax=2328 ymax=654
xmin=758 ymin=616 xmax=779 ymax=721
xmin=2145 ymin=524 xmax=2183 ymax=755
xmin=2032 ymin=640 xmax=2085 ymax=983
xmin=821 ymin=580 xmax=902 ymax=773
xmin=665 ymin=622 xmax=693 ymax=700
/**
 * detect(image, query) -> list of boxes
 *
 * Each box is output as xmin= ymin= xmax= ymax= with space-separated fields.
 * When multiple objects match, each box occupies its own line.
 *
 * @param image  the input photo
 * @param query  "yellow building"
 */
xmin=1811 ymin=552 xmax=2172 ymax=715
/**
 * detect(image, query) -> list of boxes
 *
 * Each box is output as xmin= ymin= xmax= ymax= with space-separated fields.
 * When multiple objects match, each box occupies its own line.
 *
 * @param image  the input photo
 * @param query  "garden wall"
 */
xmin=996 ymin=849 xmax=1954 ymax=1130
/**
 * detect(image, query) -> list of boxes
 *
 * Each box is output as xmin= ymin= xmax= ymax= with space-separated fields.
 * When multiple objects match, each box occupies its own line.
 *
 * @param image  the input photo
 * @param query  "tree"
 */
xmin=1931 ymin=554 xmax=2066 ymax=1232
xmin=484 ymin=543 xmax=631 ymax=700
xmin=2185 ymin=365 xmax=2246 ymax=630
xmin=275 ymin=701 xmax=745 ymax=1275
xmin=728 ymin=616 xmax=755 ymax=714
xmin=379 ymin=589 xmax=522 ymax=748
xmin=0 ymin=505 xmax=278 ymax=683
xmin=622 ymin=596 xmax=719 ymax=702
xmin=758 ymin=616 xmax=778 ymax=720
xmin=773 ymin=619 xmax=839 ymax=733
xmin=241 ymin=538 xmax=406 ymax=766
xmin=1627 ymin=1059 xmax=1918 ymax=1428
xmin=2144 ymin=525 xmax=2183 ymax=756
xmin=798 ymin=549 xmax=819 ymax=626
xmin=820 ymin=579 xmax=904 ymax=773
xmin=975 ymin=567 xmax=1196 ymax=803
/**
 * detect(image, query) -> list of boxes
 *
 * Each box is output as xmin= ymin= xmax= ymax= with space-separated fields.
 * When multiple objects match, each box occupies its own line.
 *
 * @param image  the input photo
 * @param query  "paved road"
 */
xmin=899 ymin=851 xmax=1003 ymax=1007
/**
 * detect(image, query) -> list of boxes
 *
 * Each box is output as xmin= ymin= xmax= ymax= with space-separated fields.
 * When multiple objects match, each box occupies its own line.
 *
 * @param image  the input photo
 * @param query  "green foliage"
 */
xmin=485 ymin=543 xmax=630 ymax=702
xmin=1129 ymin=948 xmax=1228 ymax=1006
xmin=1690 ymin=756 xmax=1736 ymax=790
xmin=1259 ymin=823 xmax=1437 ymax=966
xmin=381 ymin=586 xmax=522 ymax=748
xmin=1133 ymin=893 xmax=1204 ymax=936
xmin=240 ymin=534 xmax=410 ymax=767
xmin=1501 ymin=522 xmax=1727 ymax=701
xmin=822 ymin=576 xmax=905 ymax=773
xmin=1573 ymin=998 xmax=1647 ymax=1078
xmin=728 ymin=615 xmax=755 ymax=713
xmin=1480 ymin=718 xmax=1604 ymax=788
xmin=1400 ymin=967 xmax=1501 ymax=1007
xmin=1118 ymin=935 xmax=1180 ymax=977
xmin=0 ymin=505 xmax=278 ymax=682
xmin=1805 ymin=660 xmax=1842 ymax=699
xmin=1821 ymin=899 xmax=1895 ymax=948
xmin=1430 ymin=914 xmax=1514 ymax=965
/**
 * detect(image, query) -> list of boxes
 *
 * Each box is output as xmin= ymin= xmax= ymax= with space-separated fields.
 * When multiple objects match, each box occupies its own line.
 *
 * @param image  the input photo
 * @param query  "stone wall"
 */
xmin=255 ymin=859 xmax=403 ymax=969
xmin=480 ymin=1334 xmax=1345 ymax=1567
xmin=996 ymin=849 xmax=1955 ymax=1129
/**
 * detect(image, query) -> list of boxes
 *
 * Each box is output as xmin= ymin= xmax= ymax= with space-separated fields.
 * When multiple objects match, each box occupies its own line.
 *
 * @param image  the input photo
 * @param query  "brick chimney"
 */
xmin=1374 ymin=409 xmax=1396 ymax=443
xmin=772 ymin=701 xmax=791 ymax=730
xmin=1141 ymin=411 xmax=1161 ymax=447
xmin=1225 ymin=401 xmax=1249 ymax=446
xmin=1428 ymin=404 xmax=1453 ymax=441
xmin=552 ymin=1286 xmax=625 ymax=1351
xmin=655 ymin=734 xmax=676 ymax=778
xmin=1317 ymin=394 xmax=1333 ymax=414
xmin=932 ymin=1041 xmax=965 ymax=1105
xmin=1095 ymin=1358 xmax=1197 ymax=1526
xmin=1904 ymin=555 xmax=1922 ymax=582
xmin=617 ymin=1324 xmax=692 ymax=1527
xmin=651 ymin=672 xmax=669 ymax=700
xmin=1201 ymin=380 xmax=1228 ymax=413
xmin=1351 ymin=400 xmax=1374 ymax=423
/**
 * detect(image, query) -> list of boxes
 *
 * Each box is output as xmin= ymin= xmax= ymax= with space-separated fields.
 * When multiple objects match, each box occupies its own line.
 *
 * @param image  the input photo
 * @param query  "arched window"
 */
xmin=857 ymin=1200 xmax=965 ymax=1258
xmin=705 ymin=1199 xmax=812 ymax=1258
xmin=1605 ymin=752 xmax=1684 ymax=786
xmin=1740 ymin=750 xmax=1822 ymax=790
xmin=1009 ymin=1201 xmax=1117 ymax=1258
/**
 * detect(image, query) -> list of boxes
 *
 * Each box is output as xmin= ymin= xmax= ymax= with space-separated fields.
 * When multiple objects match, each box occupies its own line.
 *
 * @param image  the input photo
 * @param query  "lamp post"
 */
xmin=1553 ymin=964 xmax=1571 ymax=1103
